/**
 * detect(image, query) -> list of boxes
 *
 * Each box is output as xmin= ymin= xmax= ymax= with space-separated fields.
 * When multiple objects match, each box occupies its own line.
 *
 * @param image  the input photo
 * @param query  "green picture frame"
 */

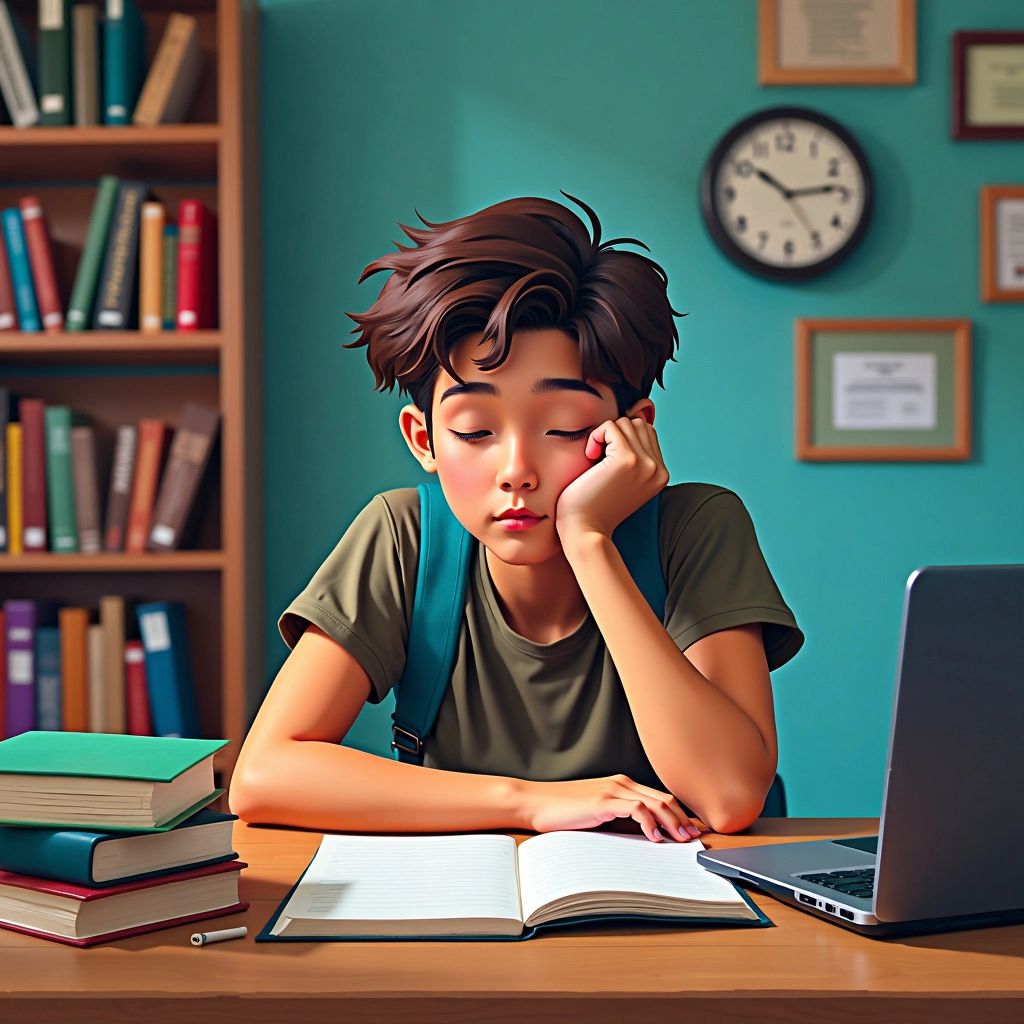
xmin=795 ymin=318 xmax=972 ymax=462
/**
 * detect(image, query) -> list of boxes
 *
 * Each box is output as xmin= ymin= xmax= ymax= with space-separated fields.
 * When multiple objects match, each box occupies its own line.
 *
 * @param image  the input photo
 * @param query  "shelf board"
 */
xmin=0 ymin=124 xmax=221 ymax=181
xmin=0 ymin=551 xmax=226 ymax=573
xmin=0 ymin=332 xmax=222 ymax=366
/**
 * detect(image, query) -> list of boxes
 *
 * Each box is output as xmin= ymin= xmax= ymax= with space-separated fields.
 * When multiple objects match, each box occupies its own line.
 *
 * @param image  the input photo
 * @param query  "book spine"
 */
xmin=71 ymin=2 xmax=98 ymax=126
xmin=139 ymin=202 xmax=164 ymax=334
xmin=124 ymin=638 xmax=152 ymax=734
xmin=0 ymin=3 xmax=40 ymax=128
xmin=35 ymin=624 xmax=62 ymax=731
xmin=92 ymin=180 xmax=146 ymax=330
xmin=4 ymin=600 xmax=38 ymax=736
xmin=102 ymin=423 xmax=136 ymax=551
xmin=87 ymin=621 xmax=105 ymax=731
xmin=136 ymin=601 xmax=201 ymax=737
xmin=43 ymin=405 xmax=78 ymax=553
xmin=102 ymin=0 xmax=144 ymax=125
xmin=69 ymin=425 xmax=102 ymax=554
xmin=18 ymin=196 xmax=64 ymax=332
xmin=0 ymin=609 xmax=5 ymax=739
xmin=18 ymin=397 xmax=47 ymax=552
xmin=0 ymin=385 xmax=8 ymax=552
xmin=132 ymin=13 xmax=199 ymax=126
xmin=161 ymin=225 xmax=178 ymax=329
xmin=67 ymin=175 xmax=120 ymax=331
xmin=38 ymin=0 xmax=72 ymax=126
xmin=0 ymin=826 xmax=97 ymax=887
xmin=124 ymin=419 xmax=167 ymax=554
xmin=148 ymin=403 xmax=220 ymax=551
xmin=6 ymin=422 xmax=22 ymax=555
xmin=0 ymin=227 xmax=16 ymax=330
xmin=175 ymin=200 xmax=217 ymax=331
xmin=1 ymin=209 xmax=41 ymax=332
xmin=99 ymin=594 xmax=126 ymax=733
xmin=59 ymin=605 xmax=89 ymax=732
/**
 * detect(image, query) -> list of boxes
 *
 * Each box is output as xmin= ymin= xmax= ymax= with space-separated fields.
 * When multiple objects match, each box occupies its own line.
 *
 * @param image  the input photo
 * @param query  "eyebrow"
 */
xmin=439 ymin=377 xmax=603 ymax=404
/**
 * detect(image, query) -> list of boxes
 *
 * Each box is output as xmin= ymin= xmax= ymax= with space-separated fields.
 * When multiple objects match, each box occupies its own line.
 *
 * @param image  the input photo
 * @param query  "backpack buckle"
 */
xmin=391 ymin=725 xmax=422 ymax=756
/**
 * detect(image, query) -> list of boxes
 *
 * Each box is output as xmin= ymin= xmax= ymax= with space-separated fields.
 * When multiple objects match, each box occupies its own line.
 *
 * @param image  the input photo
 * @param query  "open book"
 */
xmin=257 ymin=830 xmax=769 ymax=942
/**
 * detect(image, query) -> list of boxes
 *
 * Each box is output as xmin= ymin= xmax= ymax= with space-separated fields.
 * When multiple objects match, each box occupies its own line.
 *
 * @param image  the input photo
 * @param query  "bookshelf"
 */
xmin=0 ymin=0 xmax=263 ymax=793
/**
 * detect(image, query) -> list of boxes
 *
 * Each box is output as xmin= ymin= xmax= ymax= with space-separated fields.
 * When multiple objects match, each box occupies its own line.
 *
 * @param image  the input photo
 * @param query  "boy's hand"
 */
xmin=518 ymin=774 xmax=708 ymax=843
xmin=555 ymin=415 xmax=669 ymax=544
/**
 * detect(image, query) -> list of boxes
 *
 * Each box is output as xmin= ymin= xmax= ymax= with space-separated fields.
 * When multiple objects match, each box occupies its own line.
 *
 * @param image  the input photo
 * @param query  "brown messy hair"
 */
xmin=344 ymin=192 xmax=684 ymax=446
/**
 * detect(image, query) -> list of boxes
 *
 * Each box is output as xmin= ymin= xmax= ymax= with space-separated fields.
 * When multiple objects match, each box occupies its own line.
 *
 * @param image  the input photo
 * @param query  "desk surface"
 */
xmin=2 ymin=818 xmax=1023 ymax=1024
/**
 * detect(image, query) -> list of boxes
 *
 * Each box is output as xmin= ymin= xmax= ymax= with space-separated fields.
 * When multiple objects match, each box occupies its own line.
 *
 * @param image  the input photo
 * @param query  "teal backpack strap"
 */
xmin=391 ymin=478 xmax=474 ymax=763
xmin=392 ymin=482 xmax=666 ymax=765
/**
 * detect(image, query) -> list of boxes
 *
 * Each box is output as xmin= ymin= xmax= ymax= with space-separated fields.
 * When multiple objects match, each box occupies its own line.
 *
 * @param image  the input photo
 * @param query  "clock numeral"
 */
xmin=810 ymin=231 xmax=822 ymax=250
xmin=838 ymin=186 xmax=851 ymax=203
xmin=757 ymin=231 xmax=769 ymax=251
xmin=831 ymin=214 xmax=843 ymax=230
xmin=735 ymin=159 xmax=754 ymax=177
xmin=736 ymin=215 xmax=748 ymax=234
xmin=775 ymin=130 xmax=795 ymax=153
xmin=723 ymin=185 xmax=737 ymax=202
xmin=752 ymin=140 xmax=768 ymax=158
xmin=828 ymin=157 xmax=840 ymax=178
xmin=783 ymin=239 xmax=795 ymax=259
xmin=810 ymin=139 xmax=819 ymax=159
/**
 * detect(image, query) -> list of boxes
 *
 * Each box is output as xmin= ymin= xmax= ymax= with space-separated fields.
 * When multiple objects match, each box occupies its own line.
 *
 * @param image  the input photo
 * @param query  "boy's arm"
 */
xmin=228 ymin=625 xmax=526 ymax=832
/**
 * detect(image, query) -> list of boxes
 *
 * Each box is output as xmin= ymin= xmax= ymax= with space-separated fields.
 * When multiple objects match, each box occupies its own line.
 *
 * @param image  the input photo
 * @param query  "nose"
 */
xmin=496 ymin=435 xmax=538 ymax=492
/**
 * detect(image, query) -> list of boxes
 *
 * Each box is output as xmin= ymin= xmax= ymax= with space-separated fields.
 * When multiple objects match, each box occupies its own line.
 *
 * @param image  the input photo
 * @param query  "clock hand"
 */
xmin=787 ymin=196 xmax=815 ymax=237
xmin=787 ymin=184 xmax=837 ymax=198
xmin=752 ymin=166 xmax=792 ymax=198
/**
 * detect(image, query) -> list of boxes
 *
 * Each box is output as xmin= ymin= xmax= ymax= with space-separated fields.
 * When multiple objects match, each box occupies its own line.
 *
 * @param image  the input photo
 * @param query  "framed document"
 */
xmin=980 ymin=186 xmax=1024 ymax=302
xmin=759 ymin=0 xmax=916 ymax=85
xmin=952 ymin=31 xmax=1024 ymax=139
xmin=795 ymin=319 xmax=971 ymax=462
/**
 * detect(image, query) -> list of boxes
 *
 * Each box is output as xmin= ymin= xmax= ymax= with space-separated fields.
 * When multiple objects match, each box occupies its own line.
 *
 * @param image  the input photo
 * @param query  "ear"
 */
xmin=625 ymin=398 xmax=656 ymax=426
xmin=399 ymin=404 xmax=438 ymax=473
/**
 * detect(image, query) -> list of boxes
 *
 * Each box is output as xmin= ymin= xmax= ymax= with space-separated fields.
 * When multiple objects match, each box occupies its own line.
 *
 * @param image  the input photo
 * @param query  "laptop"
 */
xmin=697 ymin=564 xmax=1024 ymax=938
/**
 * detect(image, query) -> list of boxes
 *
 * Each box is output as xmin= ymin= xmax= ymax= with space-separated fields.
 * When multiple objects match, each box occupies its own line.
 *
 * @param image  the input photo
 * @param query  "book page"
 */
xmin=270 ymin=833 xmax=523 ymax=937
xmin=517 ymin=831 xmax=748 ymax=925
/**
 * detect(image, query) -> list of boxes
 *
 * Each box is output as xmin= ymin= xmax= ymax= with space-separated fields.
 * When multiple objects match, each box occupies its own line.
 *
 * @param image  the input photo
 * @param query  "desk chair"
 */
xmin=762 ymin=774 xmax=787 ymax=817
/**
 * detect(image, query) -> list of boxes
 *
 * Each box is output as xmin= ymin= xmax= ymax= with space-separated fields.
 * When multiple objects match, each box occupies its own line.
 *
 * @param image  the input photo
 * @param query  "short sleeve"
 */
xmin=660 ymin=486 xmax=804 ymax=672
xmin=277 ymin=489 xmax=419 ymax=704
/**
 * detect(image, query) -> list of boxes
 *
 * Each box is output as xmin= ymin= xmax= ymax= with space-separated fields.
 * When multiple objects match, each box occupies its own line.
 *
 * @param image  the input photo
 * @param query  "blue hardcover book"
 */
xmin=34 ymin=625 xmax=62 ymax=732
xmin=135 ymin=601 xmax=201 ymax=738
xmin=0 ymin=808 xmax=238 ymax=888
xmin=1 ymin=209 xmax=40 ymax=331
xmin=256 ymin=832 xmax=772 ymax=942
xmin=102 ymin=0 xmax=145 ymax=125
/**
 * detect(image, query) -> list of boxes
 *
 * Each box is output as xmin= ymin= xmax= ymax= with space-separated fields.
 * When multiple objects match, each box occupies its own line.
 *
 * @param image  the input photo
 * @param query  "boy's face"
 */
xmin=400 ymin=327 xmax=651 ymax=566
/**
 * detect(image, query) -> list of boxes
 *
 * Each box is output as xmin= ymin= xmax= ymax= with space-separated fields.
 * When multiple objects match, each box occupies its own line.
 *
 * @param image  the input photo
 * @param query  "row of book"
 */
xmin=1 ymin=596 xmax=201 ymax=740
xmin=0 ymin=731 xmax=246 ymax=946
xmin=0 ymin=179 xmax=218 ymax=334
xmin=0 ymin=2 xmax=203 ymax=128
xmin=0 ymin=389 xmax=220 ymax=555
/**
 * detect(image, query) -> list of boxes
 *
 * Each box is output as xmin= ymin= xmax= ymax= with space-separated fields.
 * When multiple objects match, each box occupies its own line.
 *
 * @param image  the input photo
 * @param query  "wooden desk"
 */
xmin=2 ymin=818 xmax=1023 ymax=1023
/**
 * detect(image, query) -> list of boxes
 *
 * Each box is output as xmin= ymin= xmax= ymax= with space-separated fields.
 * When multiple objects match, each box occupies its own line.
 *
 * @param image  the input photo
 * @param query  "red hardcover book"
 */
xmin=18 ymin=196 xmax=65 ymax=334
xmin=175 ymin=199 xmax=218 ymax=331
xmin=124 ymin=419 xmax=169 ymax=554
xmin=0 ymin=230 xmax=16 ymax=331
xmin=124 ymin=638 xmax=152 ymax=735
xmin=0 ymin=859 xmax=248 ymax=947
xmin=17 ymin=398 xmax=47 ymax=552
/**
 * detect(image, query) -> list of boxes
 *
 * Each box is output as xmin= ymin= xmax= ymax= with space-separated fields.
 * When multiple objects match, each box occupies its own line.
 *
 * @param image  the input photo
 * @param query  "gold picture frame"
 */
xmin=759 ymin=0 xmax=916 ymax=86
xmin=981 ymin=186 xmax=1024 ymax=302
xmin=795 ymin=319 xmax=971 ymax=462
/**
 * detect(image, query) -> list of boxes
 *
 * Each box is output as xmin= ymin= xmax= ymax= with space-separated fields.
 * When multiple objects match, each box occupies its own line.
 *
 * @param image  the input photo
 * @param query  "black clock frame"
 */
xmin=699 ymin=105 xmax=874 ymax=282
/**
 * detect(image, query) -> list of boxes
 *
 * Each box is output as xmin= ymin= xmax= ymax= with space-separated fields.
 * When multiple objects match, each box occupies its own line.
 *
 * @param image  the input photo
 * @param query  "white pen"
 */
xmin=191 ymin=926 xmax=247 ymax=946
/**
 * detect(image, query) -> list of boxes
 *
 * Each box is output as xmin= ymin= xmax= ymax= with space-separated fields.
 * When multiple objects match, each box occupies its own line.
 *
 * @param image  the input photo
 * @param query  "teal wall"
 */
xmin=258 ymin=0 xmax=1024 ymax=816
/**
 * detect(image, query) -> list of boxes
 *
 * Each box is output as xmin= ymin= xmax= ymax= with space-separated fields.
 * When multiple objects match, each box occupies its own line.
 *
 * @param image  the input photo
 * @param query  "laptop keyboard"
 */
xmin=798 ymin=868 xmax=875 ymax=899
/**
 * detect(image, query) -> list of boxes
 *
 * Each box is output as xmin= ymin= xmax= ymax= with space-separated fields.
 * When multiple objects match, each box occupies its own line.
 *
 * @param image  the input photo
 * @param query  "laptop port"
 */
xmin=839 ymin=909 xmax=855 ymax=921
xmin=824 ymin=903 xmax=836 ymax=914
xmin=798 ymin=893 xmax=817 ymax=906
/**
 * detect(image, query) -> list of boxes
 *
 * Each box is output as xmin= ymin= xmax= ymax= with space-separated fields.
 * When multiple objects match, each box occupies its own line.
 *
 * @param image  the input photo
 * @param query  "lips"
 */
xmin=495 ymin=508 xmax=544 ymax=521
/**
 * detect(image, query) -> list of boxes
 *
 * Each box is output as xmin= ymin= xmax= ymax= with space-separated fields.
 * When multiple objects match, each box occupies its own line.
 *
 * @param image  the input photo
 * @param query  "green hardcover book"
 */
xmin=0 ymin=731 xmax=228 ymax=831
xmin=162 ymin=223 xmax=178 ymax=329
xmin=38 ymin=0 xmax=73 ymax=125
xmin=66 ymin=175 xmax=120 ymax=331
xmin=43 ymin=404 xmax=86 ymax=554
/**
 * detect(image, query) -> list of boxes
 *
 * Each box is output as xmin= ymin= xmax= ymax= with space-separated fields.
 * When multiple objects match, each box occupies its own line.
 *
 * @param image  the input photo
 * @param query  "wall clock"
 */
xmin=700 ymin=106 xmax=873 ymax=282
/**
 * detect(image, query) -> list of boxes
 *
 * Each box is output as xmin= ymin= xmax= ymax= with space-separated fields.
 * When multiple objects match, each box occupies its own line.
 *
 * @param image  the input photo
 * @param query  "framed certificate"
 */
xmin=759 ymin=0 xmax=916 ymax=85
xmin=952 ymin=31 xmax=1024 ymax=139
xmin=980 ymin=186 xmax=1024 ymax=302
xmin=795 ymin=319 xmax=972 ymax=462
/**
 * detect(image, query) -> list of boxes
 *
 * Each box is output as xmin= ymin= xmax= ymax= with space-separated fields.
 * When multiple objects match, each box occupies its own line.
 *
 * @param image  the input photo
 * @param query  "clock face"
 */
xmin=700 ymin=106 xmax=873 ymax=281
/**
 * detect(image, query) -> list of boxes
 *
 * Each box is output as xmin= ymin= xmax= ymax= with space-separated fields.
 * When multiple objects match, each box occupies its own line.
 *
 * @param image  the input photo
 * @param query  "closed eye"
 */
xmin=448 ymin=428 xmax=591 ymax=443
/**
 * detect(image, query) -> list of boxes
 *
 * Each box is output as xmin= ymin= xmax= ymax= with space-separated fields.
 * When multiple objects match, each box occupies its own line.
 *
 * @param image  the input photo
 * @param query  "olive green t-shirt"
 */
xmin=278 ymin=483 xmax=804 ymax=792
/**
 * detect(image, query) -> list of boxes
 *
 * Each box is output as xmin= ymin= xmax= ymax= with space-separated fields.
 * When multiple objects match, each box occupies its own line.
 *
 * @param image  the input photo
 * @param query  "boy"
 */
xmin=229 ymin=193 xmax=803 ymax=841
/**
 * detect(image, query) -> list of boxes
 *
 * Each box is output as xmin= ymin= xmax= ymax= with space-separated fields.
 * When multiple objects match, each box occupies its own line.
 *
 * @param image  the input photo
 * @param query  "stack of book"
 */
xmin=0 ymin=2 xmax=204 ymax=128
xmin=0 ymin=390 xmax=220 ymax=555
xmin=0 ymin=731 xmax=247 ymax=946
xmin=1 ymin=597 xmax=201 ymax=740
xmin=0 ymin=180 xmax=218 ymax=334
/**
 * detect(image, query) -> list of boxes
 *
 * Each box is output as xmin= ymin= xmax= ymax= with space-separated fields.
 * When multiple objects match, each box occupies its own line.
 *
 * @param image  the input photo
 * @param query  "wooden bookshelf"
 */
xmin=0 ymin=0 xmax=263 ymax=792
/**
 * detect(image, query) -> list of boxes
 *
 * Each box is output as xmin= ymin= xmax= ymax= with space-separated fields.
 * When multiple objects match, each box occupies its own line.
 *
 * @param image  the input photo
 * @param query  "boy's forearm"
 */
xmin=229 ymin=740 xmax=529 ymax=833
